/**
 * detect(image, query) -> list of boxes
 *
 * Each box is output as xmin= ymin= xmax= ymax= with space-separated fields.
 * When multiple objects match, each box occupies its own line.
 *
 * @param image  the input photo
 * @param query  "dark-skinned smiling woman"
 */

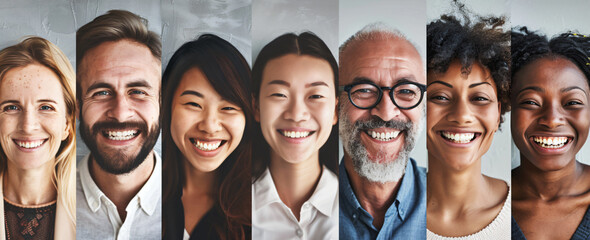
xmin=425 ymin=5 xmax=511 ymax=240
xmin=511 ymin=28 xmax=590 ymax=240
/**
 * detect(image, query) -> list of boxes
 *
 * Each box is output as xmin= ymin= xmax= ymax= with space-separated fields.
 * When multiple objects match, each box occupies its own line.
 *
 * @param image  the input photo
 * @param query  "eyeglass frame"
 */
xmin=339 ymin=80 xmax=427 ymax=110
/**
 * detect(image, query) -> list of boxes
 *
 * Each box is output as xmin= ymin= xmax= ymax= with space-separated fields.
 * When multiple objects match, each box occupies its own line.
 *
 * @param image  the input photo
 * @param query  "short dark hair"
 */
xmin=427 ymin=1 xmax=511 ymax=120
xmin=161 ymin=34 xmax=252 ymax=239
xmin=511 ymin=27 xmax=590 ymax=83
xmin=251 ymin=32 xmax=339 ymax=181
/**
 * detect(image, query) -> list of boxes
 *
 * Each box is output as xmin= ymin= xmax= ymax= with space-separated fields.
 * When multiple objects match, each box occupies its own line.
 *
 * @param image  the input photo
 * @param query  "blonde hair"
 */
xmin=0 ymin=36 xmax=76 ymax=224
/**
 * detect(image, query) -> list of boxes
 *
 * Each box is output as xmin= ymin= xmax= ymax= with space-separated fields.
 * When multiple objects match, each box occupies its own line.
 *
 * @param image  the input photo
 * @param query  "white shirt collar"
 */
xmin=79 ymin=152 xmax=161 ymax=215
xmin=253 ymin=165 xmax=338 ymax=217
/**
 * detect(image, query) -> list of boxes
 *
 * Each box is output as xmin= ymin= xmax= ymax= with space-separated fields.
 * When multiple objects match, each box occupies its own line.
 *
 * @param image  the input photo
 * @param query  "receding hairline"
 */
xmin=340 ymin=23 xmax=421 ymax=58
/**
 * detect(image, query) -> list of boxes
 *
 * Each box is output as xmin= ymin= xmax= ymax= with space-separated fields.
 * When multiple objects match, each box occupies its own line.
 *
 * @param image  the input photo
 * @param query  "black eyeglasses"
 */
xmin=339 ymin=81 xmax=427 ymax=110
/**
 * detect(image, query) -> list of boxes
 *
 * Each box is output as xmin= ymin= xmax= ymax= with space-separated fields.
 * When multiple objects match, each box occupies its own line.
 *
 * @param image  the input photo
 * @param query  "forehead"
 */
xmin=79 ymin=39 xmax=161 ymax=90
xmin=341 ymin=38 xmax=424 ymax=85
xmin=262 ymin=54 xmax=335 ymax=88
xmin=1 ymin=64 xmax=63 ymax=100
xmin=429 ymin=61 xmax=495 ymax=88
xmin=514 ymin=57 xmax=589 ymax=91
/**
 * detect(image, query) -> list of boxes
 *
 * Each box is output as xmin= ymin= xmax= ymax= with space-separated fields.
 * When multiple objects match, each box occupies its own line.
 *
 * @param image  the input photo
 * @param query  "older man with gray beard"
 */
xmin=338 ymin=23 xmax=427 ymax=240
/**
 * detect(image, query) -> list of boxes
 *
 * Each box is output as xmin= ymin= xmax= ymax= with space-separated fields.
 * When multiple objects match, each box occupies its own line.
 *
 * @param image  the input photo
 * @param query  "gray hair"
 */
xmin=340 ymin=22 xmax=422 ymax=62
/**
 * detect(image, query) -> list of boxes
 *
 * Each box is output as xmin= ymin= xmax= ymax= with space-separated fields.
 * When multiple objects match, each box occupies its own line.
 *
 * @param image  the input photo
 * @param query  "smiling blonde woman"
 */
xmin=0 ymin=37 xmax=76 ymax=239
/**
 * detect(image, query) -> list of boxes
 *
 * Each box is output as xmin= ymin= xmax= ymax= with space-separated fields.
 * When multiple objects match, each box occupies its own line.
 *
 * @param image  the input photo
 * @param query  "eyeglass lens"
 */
xmin=349 ymin=83 xmax=422 ymax=108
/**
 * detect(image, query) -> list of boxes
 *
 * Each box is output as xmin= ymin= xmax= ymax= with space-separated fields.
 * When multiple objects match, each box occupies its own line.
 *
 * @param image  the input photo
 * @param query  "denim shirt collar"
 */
xmin=340 ymin=158 xmax=417 ymax=222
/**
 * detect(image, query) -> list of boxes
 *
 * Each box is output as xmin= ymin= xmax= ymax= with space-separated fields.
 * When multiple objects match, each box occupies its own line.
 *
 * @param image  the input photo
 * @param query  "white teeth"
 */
xmin=367 ymin=130 xmax=400 ymax=141
xmin=281 ymin=131 xmax=311 ymax=139
xmin=441 ymin=132 xmax=476 ymax=144
xmin=533 ymin=136 xmax=568 ymax=148
xmin=194 ymin=140 xmax=222 ymax=151
xmin=16 ymin=140 xmax=44 ymax=149
xmin=107 ymin=130 xmax=137 ymax=141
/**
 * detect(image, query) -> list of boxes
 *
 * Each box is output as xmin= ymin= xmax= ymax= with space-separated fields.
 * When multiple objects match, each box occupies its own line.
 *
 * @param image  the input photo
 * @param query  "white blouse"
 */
xmin=252 ymin=166 xmax=338 ymax=240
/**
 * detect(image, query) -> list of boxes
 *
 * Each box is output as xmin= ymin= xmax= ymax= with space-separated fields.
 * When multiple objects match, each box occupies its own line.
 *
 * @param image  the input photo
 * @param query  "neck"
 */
xmin=269 ymin=151 xmax=322 ymax=220
xmin=427 ymin=154 xmax=488 ymax=213
xmin=183 ymin=159 xmax=216 ymax=197
xmin=90 ymin=152 xmax=155 ymax=215
xmin=518 ymin=155 xmax=584 ymax=200
xmin=3 ymin=161 xmax=56 ymax=205
xmin=343 ymin=154 xmax=400 ymax=229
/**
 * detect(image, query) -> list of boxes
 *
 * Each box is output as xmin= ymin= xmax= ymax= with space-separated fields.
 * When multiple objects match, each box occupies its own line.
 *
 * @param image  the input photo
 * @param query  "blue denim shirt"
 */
xmin=339 ymin=158 xmax=426 ymax=240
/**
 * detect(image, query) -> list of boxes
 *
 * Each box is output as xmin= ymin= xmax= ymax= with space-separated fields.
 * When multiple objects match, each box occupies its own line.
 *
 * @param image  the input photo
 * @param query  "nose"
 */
xmin=446 ymin=98 xmax=475 ymax=124
xmin=283 ymin=97 xmax=310 ymax=122
xmin=370 ymin=90 xmax=401 ymax=121
xmin=198 ymin=109 xmax=222 ymax=133
xmin=19 ymin=109 xmax=40 ymax=133
xmin=538 ymin=102 xmax=565 ymax=129
xmin=106 ymin=95 xmax=134 ymax=122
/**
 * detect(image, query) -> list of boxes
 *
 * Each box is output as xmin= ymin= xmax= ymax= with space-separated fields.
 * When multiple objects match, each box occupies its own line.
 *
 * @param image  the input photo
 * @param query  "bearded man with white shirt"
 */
xmin=75 ymin=10 xmax=162 ymax=240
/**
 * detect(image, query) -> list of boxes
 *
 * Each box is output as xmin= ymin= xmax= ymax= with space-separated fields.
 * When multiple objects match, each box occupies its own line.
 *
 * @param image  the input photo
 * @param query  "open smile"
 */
xmin=440 ymin=131 xmax=481 ymax=144
xmin=277 ymin=129 xmax=315 ymax=139
xmin=190 ymin=138 xmax=227 ymax=152
xmin=531 ymin=136 xmax=572 ymax=149
xmin=101 ymin=129 xmax=140 ymax=141
xmin=13 ymin=139 xmax=48 ymax=150
xmin=365 ymin=129 xmax=401 ymax=142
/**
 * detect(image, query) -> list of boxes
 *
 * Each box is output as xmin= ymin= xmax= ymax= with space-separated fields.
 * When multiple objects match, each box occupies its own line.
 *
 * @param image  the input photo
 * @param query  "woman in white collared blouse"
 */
xmin=251 ymin=32 xmax=339 ymax=240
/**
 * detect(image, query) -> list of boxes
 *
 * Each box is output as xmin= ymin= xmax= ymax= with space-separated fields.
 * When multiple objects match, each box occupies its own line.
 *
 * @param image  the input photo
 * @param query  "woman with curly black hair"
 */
xmin=425 ymin=3 xmax=511 ymax=239
xmin=511 ymin=28 xmax=590 ymax=240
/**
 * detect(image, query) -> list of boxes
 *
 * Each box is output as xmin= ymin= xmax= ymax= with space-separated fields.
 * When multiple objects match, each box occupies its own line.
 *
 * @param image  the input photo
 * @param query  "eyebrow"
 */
xmin=180 ymin=90 xmax=204 ymax=98
xmin=351 ymin=77 xmax=418 ymax=85
xmin=86 ymin=80 xmax=152 ymax=94
xmin=38 ymin=99 xmax=58 ymax=104
xmin=127 ymin=80 xmax=152 ymax=89
xmin=86 ymin=82 xmax=114 ymax=93
xmin=469 ymin=82 xmax=492 ymax=88
xmin=306 ymin=81 xmax=330 ymax=88
xmin=427 ymin=80 xmax=452 ymax=88
xmin=562 ymin=86 xmax=588 ymax=95
xmin=517 ymin=86 xmax=544 ymax=96
xmin=0 ymin=100 xmax=19 ymax=106
xmin=267 ymin=80 xmax=290 ymax=87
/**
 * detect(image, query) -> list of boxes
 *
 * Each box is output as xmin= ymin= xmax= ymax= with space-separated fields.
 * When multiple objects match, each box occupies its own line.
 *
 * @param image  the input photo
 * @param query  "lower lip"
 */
xmin=191 ymin=143 xmax=224 ymax=157
xmin=530 ymin=138 xmax=572 ymax=154
xmin=99 ymin=133 xmax=140 ymax=146
xmin=362 ymin=131 xmax=402 ymax=143
xmin=439 ymin=133 xmax=479 ymax=148
xmin=13 ymin=140 xmax=47 ymax=152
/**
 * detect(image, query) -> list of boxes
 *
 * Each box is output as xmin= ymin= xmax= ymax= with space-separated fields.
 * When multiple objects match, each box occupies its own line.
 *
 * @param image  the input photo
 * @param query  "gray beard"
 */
xmin=339 ymin=102 xmax=419 ymax=184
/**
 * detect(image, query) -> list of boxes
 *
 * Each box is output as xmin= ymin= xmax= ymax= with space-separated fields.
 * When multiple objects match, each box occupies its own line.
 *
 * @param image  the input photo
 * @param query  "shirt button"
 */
xmin=296 ymin=229 xmax=303 ymax=238
xmin=352 ymin=213 xmax=357 ymax=219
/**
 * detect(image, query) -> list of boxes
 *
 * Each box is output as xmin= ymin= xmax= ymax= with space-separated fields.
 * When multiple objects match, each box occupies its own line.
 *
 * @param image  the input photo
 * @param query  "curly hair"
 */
xmin=511 ymin=27 xmax=590 ymax=83
xmin=427 ymin=1 xmax=511 ymax=120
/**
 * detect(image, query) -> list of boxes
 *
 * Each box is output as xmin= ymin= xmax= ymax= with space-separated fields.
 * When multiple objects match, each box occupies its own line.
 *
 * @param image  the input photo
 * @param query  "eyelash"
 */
xmin=184 ymin=102 xmax=202 ymax=108
xmin=2 ymin=105 xmax=19 ymax=112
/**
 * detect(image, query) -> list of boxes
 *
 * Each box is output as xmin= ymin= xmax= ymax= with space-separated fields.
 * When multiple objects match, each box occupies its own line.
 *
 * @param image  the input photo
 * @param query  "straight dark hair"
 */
xmin=251 ymin=32 xmax=339 ymax=181
xmin=161 ymin=34 xmax=252 ymax=240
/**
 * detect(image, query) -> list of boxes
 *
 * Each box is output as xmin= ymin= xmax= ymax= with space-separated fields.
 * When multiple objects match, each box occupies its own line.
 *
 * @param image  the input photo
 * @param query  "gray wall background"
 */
xmin=511 ymin=0 xmax=590 ymax=168
xmin=252 ymin=0 xmax=338 ymax=61
xmin=339 ymin=0 xmax=428 ymax=168
xmin=428 ymin=0 xmax=511 ymax=182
